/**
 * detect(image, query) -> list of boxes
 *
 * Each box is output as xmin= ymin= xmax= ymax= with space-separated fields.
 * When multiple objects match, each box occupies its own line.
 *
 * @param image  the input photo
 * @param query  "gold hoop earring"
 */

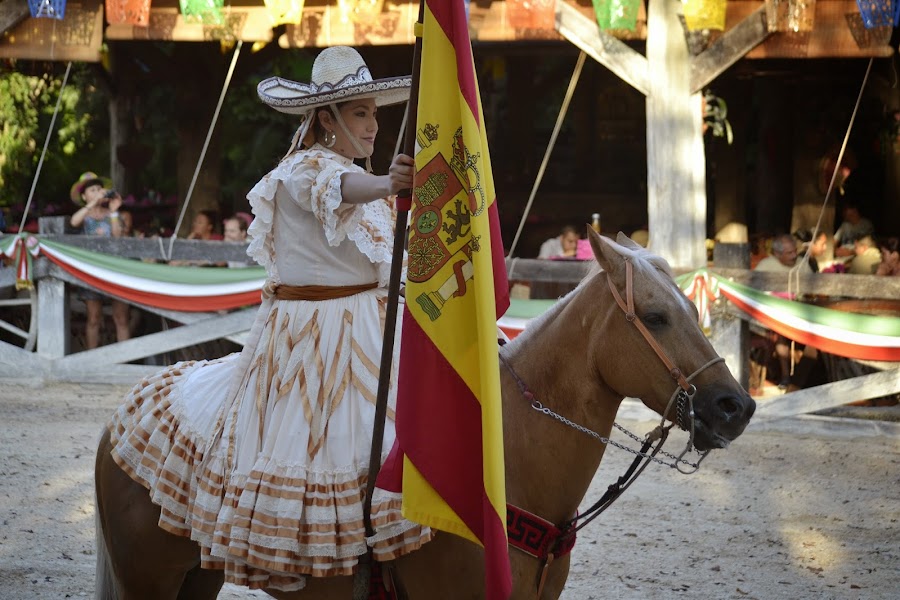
xmin=323 ymin=130 xmax=336 ymax=148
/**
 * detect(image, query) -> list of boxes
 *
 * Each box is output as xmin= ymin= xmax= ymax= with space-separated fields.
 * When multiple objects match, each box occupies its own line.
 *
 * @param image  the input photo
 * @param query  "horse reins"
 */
xmin=501 ymin=258 xmax=724 ymax=597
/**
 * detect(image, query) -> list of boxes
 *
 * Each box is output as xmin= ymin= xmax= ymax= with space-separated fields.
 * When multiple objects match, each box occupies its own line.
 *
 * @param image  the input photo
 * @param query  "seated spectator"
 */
xmin=794 ymin=229 xmax=828 ymax=272
xmin=847 ymin=235 xmax=881 ymax=275
xmin=118 ymin=210 xmax=140 ymax=238
xmin=223 ymin=214 xmax=249 ymax=243
xmin=834 ymin=203 xmax=874 ymax=257
xmin=755 ymin=233 xmax=812 ymax=273
xmin=754 ymin=233 xmax=813 ymax=389
xmin=188 ymin=210 xmax=224 ymax=241
xmin=876 ymin=237 xmax=900 ymax=277
xmin=538 ymin=225 xmax=579 ymax=259
xmin=749 ymin=233 xmax=772 ymax=270
xmin=223 ymin=213 xmax=252 ymax=268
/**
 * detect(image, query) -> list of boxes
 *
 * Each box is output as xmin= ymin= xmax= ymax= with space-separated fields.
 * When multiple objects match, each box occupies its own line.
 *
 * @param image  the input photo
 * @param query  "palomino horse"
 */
xmin=94 ymin=231 xmax=755 ymax=599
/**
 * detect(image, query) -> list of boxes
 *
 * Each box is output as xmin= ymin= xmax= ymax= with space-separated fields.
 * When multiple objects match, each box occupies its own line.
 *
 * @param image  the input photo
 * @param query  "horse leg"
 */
xmin=95 ymin=428 xmax=215 ymax=599
xmin=176 ymin=564 xmax=224 ymax=600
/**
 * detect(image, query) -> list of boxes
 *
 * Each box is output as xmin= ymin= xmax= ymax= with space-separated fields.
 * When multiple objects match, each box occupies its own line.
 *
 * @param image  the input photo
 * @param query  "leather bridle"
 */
xmin=503 ymin=258 xmax=725 ymax=597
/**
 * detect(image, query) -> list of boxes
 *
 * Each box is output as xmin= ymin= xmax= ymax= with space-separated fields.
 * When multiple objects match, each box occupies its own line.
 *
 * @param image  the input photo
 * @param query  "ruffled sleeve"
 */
xmin=246 ymin=146 xmax=401 ymax=286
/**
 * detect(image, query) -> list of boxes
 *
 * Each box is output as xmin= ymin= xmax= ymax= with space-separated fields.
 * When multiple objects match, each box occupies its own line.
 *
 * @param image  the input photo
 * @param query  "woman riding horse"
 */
xmin=99 ymin=46 xmax=431 ymax=593
xmin=95 ymin=48 xmax=756 ymax=600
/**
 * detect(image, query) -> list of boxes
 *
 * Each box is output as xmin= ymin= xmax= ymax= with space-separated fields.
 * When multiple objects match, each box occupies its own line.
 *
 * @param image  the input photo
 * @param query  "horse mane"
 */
xmin=507 ymin=243 xmax=677 ymax=352
xmin=505 ymin=284 xmax=581 ymax=350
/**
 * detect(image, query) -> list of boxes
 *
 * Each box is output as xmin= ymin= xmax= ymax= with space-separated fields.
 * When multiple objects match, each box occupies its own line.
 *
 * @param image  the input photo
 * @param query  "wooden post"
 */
xmin=36 ymin=277 xmax=68 ymax=359
xmin=0 ymin=0 xmax=29 ymax=36
xmin=646 ymin=0 xmax=706 ymax=270
xmin=710 ymin=243 xmax=750 ymax=389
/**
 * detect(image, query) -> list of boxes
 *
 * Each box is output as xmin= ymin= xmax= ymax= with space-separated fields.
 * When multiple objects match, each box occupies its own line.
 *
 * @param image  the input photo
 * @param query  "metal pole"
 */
xmin=363 ymin=0 xmax=425 ymax=538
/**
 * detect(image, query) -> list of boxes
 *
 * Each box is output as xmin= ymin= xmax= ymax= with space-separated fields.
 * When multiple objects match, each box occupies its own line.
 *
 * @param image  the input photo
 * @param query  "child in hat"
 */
xmin=69 ymin=172 xmax=130 ymax=349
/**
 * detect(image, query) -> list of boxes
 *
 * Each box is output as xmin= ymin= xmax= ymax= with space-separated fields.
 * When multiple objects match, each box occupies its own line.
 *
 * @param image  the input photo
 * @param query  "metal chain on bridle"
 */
xmin=500 ymin=258 xmax=725 ymax=548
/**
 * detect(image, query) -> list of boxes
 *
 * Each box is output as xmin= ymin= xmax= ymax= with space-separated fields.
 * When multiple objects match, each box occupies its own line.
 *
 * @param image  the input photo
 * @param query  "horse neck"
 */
xmin=501 ymin=283 xmax=622 ymax=525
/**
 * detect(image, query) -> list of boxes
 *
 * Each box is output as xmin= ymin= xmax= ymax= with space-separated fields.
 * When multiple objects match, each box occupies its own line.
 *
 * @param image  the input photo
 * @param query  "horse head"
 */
xmin=586 ymin=230 xmax=755 ymax=451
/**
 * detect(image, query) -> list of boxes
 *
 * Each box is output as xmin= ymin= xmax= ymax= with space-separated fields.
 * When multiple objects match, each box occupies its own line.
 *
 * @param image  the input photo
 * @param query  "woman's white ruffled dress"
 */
xmin=107 ymin=145 xmax=432 ymax=591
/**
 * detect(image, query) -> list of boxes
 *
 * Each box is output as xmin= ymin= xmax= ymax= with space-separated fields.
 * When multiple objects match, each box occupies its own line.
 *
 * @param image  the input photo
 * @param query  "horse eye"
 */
xmin=642 ymin=312 xmax=668 ymax=327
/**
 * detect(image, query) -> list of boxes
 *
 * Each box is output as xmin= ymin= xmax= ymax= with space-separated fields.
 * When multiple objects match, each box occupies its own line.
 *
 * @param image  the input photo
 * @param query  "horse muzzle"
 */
xmin=690 ymin=385 xmax=756 ymax=451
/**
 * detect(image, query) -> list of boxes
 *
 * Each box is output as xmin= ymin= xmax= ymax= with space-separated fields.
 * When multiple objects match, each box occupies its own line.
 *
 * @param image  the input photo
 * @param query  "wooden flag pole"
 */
xmin=362 ymin=0 xmax=425 ymax=539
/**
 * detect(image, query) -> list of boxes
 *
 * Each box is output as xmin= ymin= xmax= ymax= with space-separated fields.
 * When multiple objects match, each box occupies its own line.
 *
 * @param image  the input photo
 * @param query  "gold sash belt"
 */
xmin=267 ymin=281 xmax=378 ymax=301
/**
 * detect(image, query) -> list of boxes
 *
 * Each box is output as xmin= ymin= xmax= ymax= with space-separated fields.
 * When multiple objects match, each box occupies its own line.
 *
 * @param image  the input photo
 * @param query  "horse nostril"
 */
xmin=716 ymin=396 xmax=741 ymax=419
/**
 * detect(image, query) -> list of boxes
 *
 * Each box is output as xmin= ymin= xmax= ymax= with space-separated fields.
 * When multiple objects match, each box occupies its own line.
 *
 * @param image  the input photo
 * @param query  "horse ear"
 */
xmin=616 ymin=231 xmax=643 ymax=251
xmin=587 ymin=227 xmax=625 ymax=277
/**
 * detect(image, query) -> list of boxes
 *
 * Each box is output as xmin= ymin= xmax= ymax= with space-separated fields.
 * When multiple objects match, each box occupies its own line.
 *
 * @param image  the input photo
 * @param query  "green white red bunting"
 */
xmin=680 ymin=269 xmax=900 ymax=362
xmin=4 ymin=236 xmax=899 ymax=360
xmin=500 ymin=269 xmax=900 ymax=362
xmin=0 ymin=234 xmax=42 ymax=290
xmin=1 ymin=234 xmax=265 ymax=311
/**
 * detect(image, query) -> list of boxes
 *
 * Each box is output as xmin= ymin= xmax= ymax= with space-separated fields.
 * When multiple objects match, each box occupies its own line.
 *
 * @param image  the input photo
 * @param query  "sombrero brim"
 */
xmin=258 ymin=75 xmax=412 ymax=115
xmin=70 ymin=176 xmax=112 ymax=204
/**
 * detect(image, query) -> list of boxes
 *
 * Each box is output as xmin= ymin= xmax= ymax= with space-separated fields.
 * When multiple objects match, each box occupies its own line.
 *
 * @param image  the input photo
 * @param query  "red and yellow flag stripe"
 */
xmin=392 ymin=0 xmax=511 ymax=597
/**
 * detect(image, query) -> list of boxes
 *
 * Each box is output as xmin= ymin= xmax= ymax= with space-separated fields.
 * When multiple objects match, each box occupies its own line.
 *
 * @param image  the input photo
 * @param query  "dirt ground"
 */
xmin=0 ymin=380 xmax=897 ymax=600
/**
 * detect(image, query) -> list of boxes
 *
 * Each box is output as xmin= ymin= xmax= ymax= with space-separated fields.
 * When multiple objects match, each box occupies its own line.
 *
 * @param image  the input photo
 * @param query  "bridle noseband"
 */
xmin=606 ymin=258 xmax=723 ymax=459
xmin=607 ymin=259 xmax=697 ymax=395
xmin=501 ymin=257 xmax=725 ymax=596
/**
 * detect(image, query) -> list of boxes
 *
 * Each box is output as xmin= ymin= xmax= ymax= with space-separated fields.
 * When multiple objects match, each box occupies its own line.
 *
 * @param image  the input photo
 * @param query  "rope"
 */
xmin=506 ymin=51 xmax=586 ymax=258
xmin=19 ymin=61 xmax=73 ymax=234
xmin=166 ymin=40 xmax=243 ymax=260
xmin=788 ymin=58 xmax=872 ymax=293
xmin=787 ymin=57 xmax=872 ymax=373
xmin=394 ymin=100 xmax=409 ymax=159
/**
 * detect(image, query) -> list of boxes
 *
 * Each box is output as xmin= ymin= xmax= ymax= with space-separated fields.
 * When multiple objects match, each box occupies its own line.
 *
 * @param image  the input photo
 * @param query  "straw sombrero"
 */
xmin=70 ymin=171 xmax=112 ymax=204
xmin=257 ymin=46 xmax=411 ymax=115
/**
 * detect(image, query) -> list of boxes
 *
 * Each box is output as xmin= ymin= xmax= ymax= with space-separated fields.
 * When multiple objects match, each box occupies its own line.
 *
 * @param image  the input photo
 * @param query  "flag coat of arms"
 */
xmin=385 ymin=0 xmax=512 ymax=597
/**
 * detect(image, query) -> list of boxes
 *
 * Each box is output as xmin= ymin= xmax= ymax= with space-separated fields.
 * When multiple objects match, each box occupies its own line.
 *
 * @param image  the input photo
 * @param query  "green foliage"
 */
xmin=0 ymin=63 xmax=109 ymax=215
xmin=218 ymin=50 xmax=314 ymax=213
xmin=0 ymin=47 xmax=321 ymax=224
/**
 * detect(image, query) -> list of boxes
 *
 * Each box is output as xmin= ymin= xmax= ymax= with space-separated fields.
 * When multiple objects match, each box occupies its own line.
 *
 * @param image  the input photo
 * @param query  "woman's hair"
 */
xmin=310 ymin=102 xmax=350 ymax=146
xmin=880 ymin=236 xmax=900 ymax=254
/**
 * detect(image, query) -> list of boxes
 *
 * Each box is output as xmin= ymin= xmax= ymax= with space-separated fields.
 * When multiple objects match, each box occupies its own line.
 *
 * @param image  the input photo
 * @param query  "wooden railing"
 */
xmin=0 ymin=218 xmax=258 ymax=382
xmin=2 ymin=226 xmax=898 ymax=419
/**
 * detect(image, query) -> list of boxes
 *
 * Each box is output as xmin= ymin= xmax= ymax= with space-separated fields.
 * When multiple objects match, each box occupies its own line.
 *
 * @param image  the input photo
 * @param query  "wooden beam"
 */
xmin=506 ymin=258 xmax=593 ymax=284
xmin=732 ymin=1 xmax=895 ymax=59
xmin=40 ymin=263 xmax=253 ymax=347
xmin=712 ymin=268 xmax=900 ymax=300
xmin=645 ymin=0 xmax=707 ymax=270
xmin=555 ymin=0 xmax=649 ymax=96
xmin=0 ymin=339 xmax=42 ymax=371
xmin=53 ymin=363 xmax=158 ymax=384
xmin=500 ymin=260 xmax=900 ymax=301
xmin=691 ymin=7 xmax=770 ymax=93
xmin=57 ymin=308 xmax=256 ymax=368
xmin=36 ymin=277 xmax=68 ymax=359
xmin=0 ymin=0 xmax=29 ymax=36
xmin=754 ymin=368 xmax=900 ymax=419
xmin=0 ymin=3 xmax=104 ymax=62
xmin=38 ymin=233 xmax=253 ymax=263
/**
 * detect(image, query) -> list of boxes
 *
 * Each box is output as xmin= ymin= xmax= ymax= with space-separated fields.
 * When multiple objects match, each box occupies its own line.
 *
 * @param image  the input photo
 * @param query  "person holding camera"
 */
xmin=69 ymin=171 xmax=130 ymax=349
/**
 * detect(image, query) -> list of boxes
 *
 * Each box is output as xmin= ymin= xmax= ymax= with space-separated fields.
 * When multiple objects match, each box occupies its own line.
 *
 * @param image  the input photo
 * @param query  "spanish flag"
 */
xmin=392 ymin=0 xmax=511 ymax=596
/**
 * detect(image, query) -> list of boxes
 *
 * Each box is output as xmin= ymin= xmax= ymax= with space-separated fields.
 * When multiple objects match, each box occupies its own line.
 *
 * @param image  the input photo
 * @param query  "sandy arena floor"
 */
xmin=0 ymin=380 xmax=897 ymax=599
